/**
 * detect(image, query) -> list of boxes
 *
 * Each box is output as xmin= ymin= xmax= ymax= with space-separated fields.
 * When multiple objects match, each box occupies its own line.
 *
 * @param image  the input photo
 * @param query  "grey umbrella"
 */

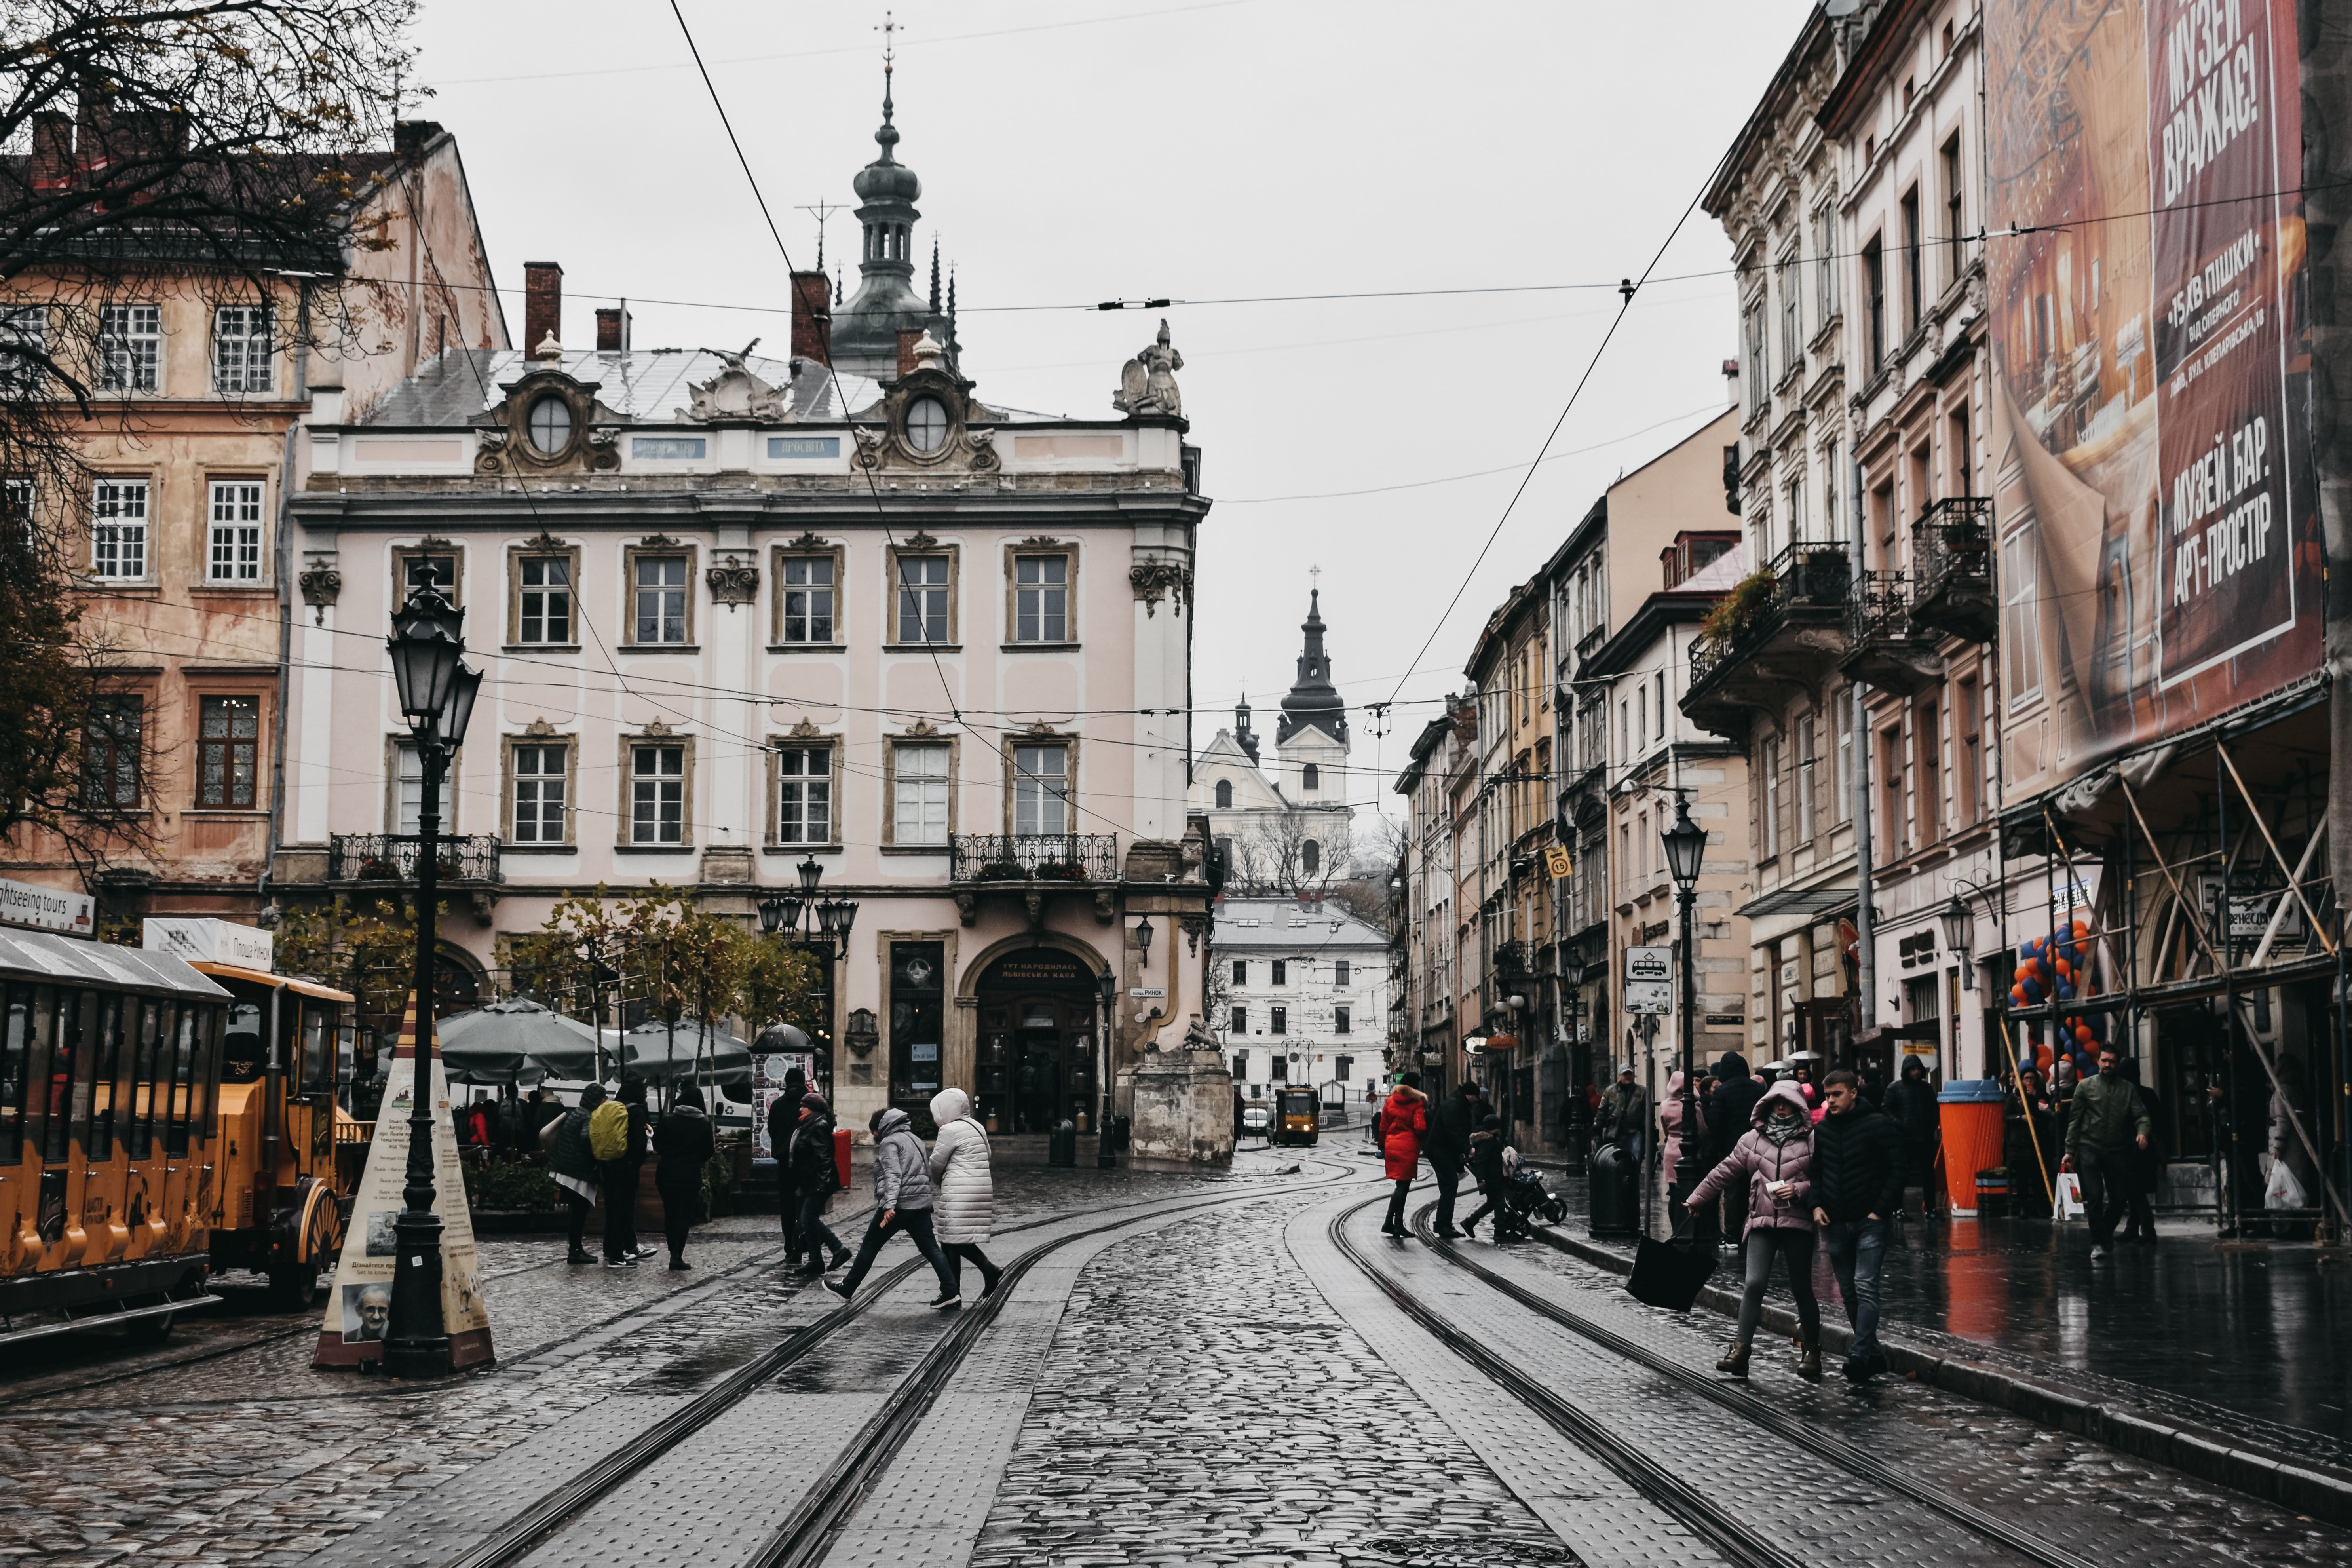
xmin=438 ymin=998 xmax=602 ymax=1085
xmin=618 ymin=1018 xmax=754 ymax=1086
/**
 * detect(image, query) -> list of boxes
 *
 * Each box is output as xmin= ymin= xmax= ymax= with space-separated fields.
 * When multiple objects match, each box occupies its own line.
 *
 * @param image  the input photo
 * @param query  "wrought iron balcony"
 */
xmin=1682 ymin=542 xmax=1853 ymax=737
xmin=1841 ymin=570 xmax=1944 ymax=694
xmin=948 ymin=833 xmax=1120 ymax=883
xmin=329 ymin=833 xmax=503 ymax=884
xmin=1910 ymin=496 xmax=1996 ymax=642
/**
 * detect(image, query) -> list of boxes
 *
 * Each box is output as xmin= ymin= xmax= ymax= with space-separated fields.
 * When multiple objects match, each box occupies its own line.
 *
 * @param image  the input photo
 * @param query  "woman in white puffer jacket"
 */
xmin=928 ymin=1087 xmax=1002 ymax=1299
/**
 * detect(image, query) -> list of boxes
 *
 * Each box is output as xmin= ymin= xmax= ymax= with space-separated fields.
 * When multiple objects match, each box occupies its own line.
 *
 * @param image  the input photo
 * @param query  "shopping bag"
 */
xmin=1627 ymin=1235 xmax=1716 ymax=1312
xmin=2265 ymin=1156 xmax=2309 ymax=1210
xmin=2052 ymin=1172 xmax=2085 ymax=1220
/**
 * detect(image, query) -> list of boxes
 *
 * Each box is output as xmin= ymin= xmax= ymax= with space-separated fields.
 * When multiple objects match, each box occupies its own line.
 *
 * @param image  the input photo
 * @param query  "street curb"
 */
xmin=1528 ymin=1224 xmax=2352 ymax=1529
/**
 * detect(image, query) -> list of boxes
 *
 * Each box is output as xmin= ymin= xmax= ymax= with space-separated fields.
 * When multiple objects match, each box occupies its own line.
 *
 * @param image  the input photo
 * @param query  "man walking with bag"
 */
xmin=1425 ymin=1081 xmax=1482 ymax=1238
xmin=826 ymin=1107 xmax=962 ymax=1308
xmin=2063 ymin=1047 xmax=2152 ymax=1261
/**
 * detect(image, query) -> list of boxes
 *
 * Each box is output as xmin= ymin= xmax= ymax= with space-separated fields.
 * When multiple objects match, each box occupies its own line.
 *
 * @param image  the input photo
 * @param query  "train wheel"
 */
xmin=126 ymin=1297 xmax=175 ymax=1344
xmin=268 ymin=1262 xmax=321 ymax=1311
xmin=269 ymin=1189 xmax=341 ymax=1311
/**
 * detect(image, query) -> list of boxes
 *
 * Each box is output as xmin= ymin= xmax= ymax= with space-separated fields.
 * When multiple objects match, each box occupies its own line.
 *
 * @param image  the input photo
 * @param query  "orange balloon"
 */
xmin=2054 ymin=958 xmax=2073 ymax=981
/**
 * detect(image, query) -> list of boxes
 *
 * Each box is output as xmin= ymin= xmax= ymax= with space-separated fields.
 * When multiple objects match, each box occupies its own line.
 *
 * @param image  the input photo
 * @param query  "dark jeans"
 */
xmin=1822 ymin=1217 xmax=1887 ymax=1361
xmin=839 ymin=1205 xmax=959 ymax=1298
xmin=1431 ymin=1159 xmax=1463 ymax=1231
xmin=779 ymin=1176 xmax=802 ymax=1257
xmin=657 ymin=1167 xmax=700 ymax=1262
xmin=942 ymin=1241 xmax=1000 ymax=1295
xmin=1383 ymin=1177 xmax=1413 ymax=1232
xmin=2077 ymin=1143 xmax=2131 ymax=1245
xmin=601 ymin=1157 xmax=644 ymax=1260
xmin=562 ymin=1187 xmax=594 ymax=1256
xmin=798 ymin=1190 xmax=843 ymax=1264
xmin=1734 ymin=1228 xmax=1821 ymax=1346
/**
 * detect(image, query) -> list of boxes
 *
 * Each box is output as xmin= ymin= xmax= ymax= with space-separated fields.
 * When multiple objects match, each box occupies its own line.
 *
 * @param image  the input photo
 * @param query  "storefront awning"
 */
xmin=1736 ymin=885 xmax=1858 ymax=921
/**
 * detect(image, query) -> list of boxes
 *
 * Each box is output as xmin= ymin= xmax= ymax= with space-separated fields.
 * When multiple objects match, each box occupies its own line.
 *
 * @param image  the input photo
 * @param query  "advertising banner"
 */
xmin=1985 ymin=0 xmax=2315 ymax=796
xmin=314 ymin=999 xmax=492 ymax=1369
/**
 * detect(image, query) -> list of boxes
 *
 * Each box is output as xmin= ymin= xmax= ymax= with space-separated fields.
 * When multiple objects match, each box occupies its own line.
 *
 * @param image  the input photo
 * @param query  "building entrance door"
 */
xmin=974 ymin=950 xmax=1101 ymax=1134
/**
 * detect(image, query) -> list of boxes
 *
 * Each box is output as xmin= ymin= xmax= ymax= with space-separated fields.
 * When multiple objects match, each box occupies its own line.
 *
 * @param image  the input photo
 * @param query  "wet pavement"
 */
xmin=1529 ymin=1157 xmax=2352 ymax=1467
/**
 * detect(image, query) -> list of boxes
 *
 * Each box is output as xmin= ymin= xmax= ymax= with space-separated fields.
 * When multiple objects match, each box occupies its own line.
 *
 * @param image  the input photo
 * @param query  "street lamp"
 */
xmin=759 ymin=855 xmax=858 ymax=1100
xmin=1939 ymin=894 xmax=1975 ymax=988
xmin=382 ymin=585 xmax=480 ymax=1379
xmin=1559 ymin=951 xmax=1590 ymax=1162
xmin=1660 ymin=793 xmax=1708 ymax=1240
xmin=1096 ymin=965 xmax=1119 ymax=1168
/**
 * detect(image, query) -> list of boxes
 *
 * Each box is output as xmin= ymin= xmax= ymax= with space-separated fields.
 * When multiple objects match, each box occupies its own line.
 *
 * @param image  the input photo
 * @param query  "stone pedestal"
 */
xmin=1127 ymin=1036 xmax=1235 ymax=1166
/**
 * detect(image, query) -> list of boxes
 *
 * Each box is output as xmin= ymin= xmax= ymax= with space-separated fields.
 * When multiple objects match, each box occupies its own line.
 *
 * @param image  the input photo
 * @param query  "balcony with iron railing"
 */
xmin=948 ymin=833 xmax=1120 ymax=883
xmin=329 ymin=834 xmax=503 ymax=884
xmin=1682 ymin=541 xmax=1852 ymax=737
xmin=1841 ymin=570 xmax=1944 ymax=694
xmin=1909 ymin=496 xmax=1996 ymax=642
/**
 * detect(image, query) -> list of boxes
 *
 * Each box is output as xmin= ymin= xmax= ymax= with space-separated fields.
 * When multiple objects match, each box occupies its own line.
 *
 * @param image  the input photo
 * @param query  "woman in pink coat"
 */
xmin=1685 ymin=1080 xmax=1822 ymax=1381
xmin=1658 ymin=1069 xmax=1705 ymax=1188
xmin=1378 ymin=1074 xmax=1430 ymax=1237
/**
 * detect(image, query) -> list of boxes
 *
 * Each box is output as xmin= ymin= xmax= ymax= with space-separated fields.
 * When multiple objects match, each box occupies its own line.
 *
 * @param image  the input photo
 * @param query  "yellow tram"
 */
xmin=0 ymin=930 xmax=233 ymax=1344
xmin=1270 ymin=1088 xmax=1321 ymax=1147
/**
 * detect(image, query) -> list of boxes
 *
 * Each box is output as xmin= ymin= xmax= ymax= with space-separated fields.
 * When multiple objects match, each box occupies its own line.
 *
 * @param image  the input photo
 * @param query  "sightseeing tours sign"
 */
xmin=1986 ymin=0 xmax=2317 ymax=798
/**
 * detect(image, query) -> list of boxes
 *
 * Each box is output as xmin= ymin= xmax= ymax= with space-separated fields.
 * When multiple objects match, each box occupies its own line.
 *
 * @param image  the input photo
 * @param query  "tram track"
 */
xmin=450 ymin=1156 xmax=1362 ymax=1568
xmin=1404 ymin=1205 xmax=2102 ymax=1568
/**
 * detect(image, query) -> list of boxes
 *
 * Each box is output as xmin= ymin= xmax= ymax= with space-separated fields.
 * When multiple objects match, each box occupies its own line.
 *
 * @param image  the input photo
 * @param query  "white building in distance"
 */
xmin=1216 ymin=893 xmax=1390 ymax=1111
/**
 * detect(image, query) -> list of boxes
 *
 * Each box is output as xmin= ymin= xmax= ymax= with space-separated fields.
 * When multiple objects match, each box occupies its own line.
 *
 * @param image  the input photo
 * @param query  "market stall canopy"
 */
xmin=616 ymin=1019 xmax=754 ymax=1085
xmin=437 ymin=998 xmax=601 ymax=1084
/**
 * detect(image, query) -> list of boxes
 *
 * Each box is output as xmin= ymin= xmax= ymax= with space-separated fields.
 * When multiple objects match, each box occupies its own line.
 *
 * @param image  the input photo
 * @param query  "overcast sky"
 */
xmin=410 ymin=0 xmax=1816 ymax=823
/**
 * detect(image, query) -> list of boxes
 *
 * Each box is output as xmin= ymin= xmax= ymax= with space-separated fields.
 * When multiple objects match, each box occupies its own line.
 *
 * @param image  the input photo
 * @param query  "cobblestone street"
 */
xmin=6 ymin=1153 xmax=2352 ymax=1568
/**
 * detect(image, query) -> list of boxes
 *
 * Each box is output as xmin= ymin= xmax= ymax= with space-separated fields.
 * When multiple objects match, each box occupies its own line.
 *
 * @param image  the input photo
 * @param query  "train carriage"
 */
xmin=0 ymin=931 xmax=231 ymax=1344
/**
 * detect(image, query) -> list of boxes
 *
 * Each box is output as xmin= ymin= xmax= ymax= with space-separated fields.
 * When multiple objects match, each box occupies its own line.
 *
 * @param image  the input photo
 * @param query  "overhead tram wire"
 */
xmin=667 ymin=0 xmax=1136 ymax=845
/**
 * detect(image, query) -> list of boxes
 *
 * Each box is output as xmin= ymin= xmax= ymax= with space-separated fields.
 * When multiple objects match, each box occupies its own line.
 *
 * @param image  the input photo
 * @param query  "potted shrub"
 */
xmin=1695 ymin=568 xmax=1778 ymax=658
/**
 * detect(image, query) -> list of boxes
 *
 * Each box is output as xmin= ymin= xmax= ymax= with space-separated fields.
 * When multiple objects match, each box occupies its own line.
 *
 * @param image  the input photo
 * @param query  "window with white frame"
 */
xmin=633 ymin=554 xmax=689 ymax=644
xmin=0 ymin=305 xmax=46 ymax=395
xmin=393 ymin=741 xmax=424 ymax=833
xmin=2002 ymin=528 xmax=2042 ymax=701
xmin=211 ymin=305 xmax=274 ymax=393
xmin=1013 ymin=554 xmax=1067 ymax=642
xmin=631 ymin=743 xmax=686 ymax=844
xmin=207 ymin=480 xmax=265 ymax=582
xmin=897 ymin=555 xmax=950 ymax=642
xmin=99 ymin=304 xmax=160 ymax=392
xmin=1797 ymin=713 xmax=1818 ymax=840
xmin=511 ymin=742 xmax=567 ymax=843
xmin=1013 ymin=743 xmax=1068 ymax=836
xmin=780 ymin=555 xmax=836 ymax=643
xmin=1814 ymin=206 xmax=1837 ymax=323
xmin=1762 ymin=735 xmax=1782 ymax=858
xmin=776 ymin=745 xmax=832 ymax=844
xmin=1778 ymin=248 xmax=1801 ymax=369
xmin=1334 ymin=959 xmax=1351 ymax=987
xmin=893 ymin=743 xmax=950 ymax=844
xmin=1835 ymin=693 xmax=1855 ymax=824
xmin=1788 ymin=474 xmax=1805 ymax=545
xmin=91 ymin=478 xmax=148 ymax=578
xmin=1743 ymin=300 xmax=1767 ymax=410
xmin=517 ymin=555 xmax=572 ymax=644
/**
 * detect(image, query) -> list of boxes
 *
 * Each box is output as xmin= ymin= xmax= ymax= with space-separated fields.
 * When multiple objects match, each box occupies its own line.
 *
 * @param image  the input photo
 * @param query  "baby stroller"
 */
xmin=1487 ymin=1148 xmax=1568 ymax=1240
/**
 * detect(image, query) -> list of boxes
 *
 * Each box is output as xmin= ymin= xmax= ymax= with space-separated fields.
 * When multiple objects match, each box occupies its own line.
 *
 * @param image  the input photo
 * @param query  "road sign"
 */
xmin=1625 ymin=946 xmax=1672 ymax=983
xmin=1543 ymin=844 xmax=1572 ymax=878
xmin=1624 ymin=981 xmax=1673 ymax=1015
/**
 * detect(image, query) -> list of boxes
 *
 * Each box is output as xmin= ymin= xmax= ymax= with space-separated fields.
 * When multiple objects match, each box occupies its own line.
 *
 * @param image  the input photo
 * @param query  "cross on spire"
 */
xmin=1309 ymin=564 xmax=1322 ymax=593
xmin=878 ymin=9 xmax=901 ymax=72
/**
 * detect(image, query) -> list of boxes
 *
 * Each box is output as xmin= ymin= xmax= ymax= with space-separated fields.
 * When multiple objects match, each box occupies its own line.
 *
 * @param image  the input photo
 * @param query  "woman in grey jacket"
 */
xmin=1685 ymin=1080 xmax=1823 ymax=1381
xmin=825 ymin=1106 xmax=963 ymax=1308
xmin=928 ymin=1088 xmax=1002 ymax=1299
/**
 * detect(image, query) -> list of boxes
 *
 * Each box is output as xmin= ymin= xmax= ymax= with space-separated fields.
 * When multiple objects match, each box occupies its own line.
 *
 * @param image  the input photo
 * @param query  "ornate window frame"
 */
xmin=616 ymin=726 xmax=695 ymax=851
xmin=1002 ymin=539 xmax=1078 ymax=648
xmin=771 ymin=535 xmax=847 ymax=650
xmin=620 ymin=536 xmax=699 ymax=649
xmin=505 ymin=532 xmax=581 ymax=649
xmin=882 ymin=726 xmax=958 ymax=850
xmin=502 ymin=725 xmax=578 ymax=849
xmin=885 ymin=536 xmax=959 ymax=649
xmin=765 ymin=724 xmax=843 ymax=851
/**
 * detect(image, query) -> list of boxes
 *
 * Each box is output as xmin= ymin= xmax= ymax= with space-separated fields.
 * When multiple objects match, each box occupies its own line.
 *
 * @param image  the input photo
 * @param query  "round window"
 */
xmin=904 ymin=395 xmax=950 ymax=454
xmin=526 ymin=395 xmax=573 ymax=454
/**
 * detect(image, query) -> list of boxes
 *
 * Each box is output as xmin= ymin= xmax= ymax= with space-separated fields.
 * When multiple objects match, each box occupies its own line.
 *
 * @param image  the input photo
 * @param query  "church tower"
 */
xmin=1273 ymin=587 xmax=1352 ymax=877
xmin=832 ymin=39 xmax=940 ymax=380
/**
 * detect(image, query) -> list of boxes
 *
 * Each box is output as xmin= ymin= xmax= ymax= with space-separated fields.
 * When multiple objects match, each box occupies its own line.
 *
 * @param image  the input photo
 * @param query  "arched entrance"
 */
xmin=973 ymin=948 xmax=1102 ymax=1134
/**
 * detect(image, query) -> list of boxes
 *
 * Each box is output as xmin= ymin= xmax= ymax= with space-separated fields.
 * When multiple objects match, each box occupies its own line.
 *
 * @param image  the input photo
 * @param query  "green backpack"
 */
xmin=588 ymin=1099 xmax=630 ymax=1162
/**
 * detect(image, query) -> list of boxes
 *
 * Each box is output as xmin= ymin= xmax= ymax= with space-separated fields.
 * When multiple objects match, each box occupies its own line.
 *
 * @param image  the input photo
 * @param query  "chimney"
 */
xmin=595 ymin=306 xmax=631 ymax=353
xmin=29 ymin=112 xmax=72 ymax=190
xmin=523 ymin=261 xmax=564 ymax=358
xmin=896 ymin=327 xmax=923 ymax=378
xmin=394 ymin=120 xmax=444 ymax=158
xmin=789 ymin=272 xmax=832 ymax=361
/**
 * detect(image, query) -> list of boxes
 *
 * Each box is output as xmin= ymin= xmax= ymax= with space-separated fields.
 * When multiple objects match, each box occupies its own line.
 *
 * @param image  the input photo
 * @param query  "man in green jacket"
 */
xmin=2061 ymin=1047 xmax=2152 ymax=1260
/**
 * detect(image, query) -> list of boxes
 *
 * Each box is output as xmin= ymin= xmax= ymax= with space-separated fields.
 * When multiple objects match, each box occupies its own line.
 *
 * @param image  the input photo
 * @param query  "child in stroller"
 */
xmin=1461 ymin=1112 xmax=1566 ymax=1239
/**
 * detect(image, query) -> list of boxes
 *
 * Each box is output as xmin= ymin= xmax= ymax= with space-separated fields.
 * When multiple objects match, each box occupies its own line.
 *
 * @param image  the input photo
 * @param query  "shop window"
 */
xmin=889 ymin=941 xmax=946 ymax=1104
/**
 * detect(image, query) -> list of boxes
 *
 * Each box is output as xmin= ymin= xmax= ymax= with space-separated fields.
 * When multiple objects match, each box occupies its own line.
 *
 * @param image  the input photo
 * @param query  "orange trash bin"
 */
xmin=1936 ymin=1078 xmax=2008 ymax=1216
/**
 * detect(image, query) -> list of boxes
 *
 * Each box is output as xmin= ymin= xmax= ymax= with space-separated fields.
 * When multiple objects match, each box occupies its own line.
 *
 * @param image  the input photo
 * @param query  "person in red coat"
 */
xmin=1378 ymin=1073 xmax=1430 ymax=1237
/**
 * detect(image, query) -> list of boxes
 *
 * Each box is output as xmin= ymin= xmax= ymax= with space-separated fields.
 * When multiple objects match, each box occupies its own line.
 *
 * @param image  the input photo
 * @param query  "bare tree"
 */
xmin=1229 ymin=808 xmax=1352 ymax=897
xmin=0 ymin=2 xmax=416 ymax=861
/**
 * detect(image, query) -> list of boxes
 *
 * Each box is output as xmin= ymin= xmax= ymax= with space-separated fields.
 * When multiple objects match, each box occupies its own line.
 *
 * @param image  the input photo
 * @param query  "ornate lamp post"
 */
xmin=1559 ymin=951 xmax=1589 ymax=1162
xmin=1660 ymin=793 xmax=1708 ymax=1239
xmin=759 ymin=855 xmax=858 ymax=1099
xmin=382 ymin=585 xmax=481 ymax=1379
xmin=1096 ymin=965 xmax=1119 ymax=1166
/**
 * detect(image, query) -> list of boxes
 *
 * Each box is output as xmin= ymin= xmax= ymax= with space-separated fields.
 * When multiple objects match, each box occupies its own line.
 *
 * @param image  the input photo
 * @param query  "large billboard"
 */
xmin=1987 ymin=0 xmax=2318 ymax=797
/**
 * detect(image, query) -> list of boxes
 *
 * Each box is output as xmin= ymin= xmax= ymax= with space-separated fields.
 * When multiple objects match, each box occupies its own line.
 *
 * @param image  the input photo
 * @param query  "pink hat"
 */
xmin=1751 ymin=1080 xmax=1811 ymax=1126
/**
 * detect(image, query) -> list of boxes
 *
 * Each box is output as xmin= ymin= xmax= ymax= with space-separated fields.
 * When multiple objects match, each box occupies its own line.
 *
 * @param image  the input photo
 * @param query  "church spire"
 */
xmin=1235 ymin=692 xmax=1259 ymax=764
xmin=1275 ymin=582 xmax=1348 ymax=749
xmin=836 ymin=12 xmax=930 ymax=374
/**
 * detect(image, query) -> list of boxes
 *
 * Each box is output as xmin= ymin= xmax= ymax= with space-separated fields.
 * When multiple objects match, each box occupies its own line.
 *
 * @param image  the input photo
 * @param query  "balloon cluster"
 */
xmin=2010 ymin=920 xmax=2104 ymax=1072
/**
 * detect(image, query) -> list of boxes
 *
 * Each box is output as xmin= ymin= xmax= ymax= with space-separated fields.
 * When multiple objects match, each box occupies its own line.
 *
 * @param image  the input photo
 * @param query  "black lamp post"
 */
xmin=759 ymin=855 xmax=858 ymax=1100
xmin=1660 ymin=792 xmax=1708 ymax=1239
xmin=1096 ymin=965 xmax=1119 ymax=1167
xmin=1560 ymin=952 xmax=1590 ymax=1161
xmin=382 ymin=584 xmax=480 ymax=1379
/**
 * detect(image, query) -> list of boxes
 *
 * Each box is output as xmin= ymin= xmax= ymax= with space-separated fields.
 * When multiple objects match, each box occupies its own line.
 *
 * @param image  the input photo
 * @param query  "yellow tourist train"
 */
xmin=0 ymin=928 xmax=364 ymax=1347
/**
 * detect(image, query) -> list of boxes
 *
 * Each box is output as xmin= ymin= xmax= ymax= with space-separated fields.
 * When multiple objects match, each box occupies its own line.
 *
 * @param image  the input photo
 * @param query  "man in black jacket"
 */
xmin=787 ymin=1091 xmax=849 ymax=1276
xmin=1707 ymin=1054 xmax=1764 ymax=1240
xmin=766 ymin=1068 xmax=807 ymax=1265
xmin=1425 ymin=1081 xmax=1482 ymax=1237
xmin=1881 ymin=1057 xmax=1940 ymax=1218
xmin=1811 ymin=1069 xmax=1904 ymax=1380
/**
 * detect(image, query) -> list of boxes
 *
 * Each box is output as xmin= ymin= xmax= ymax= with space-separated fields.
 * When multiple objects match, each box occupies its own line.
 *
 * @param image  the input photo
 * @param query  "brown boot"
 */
xmin=1797 ymin=1343 xmax=1823 ymax=1382
xmin=1716 ymin=1340 xmax=1751 ymax=1378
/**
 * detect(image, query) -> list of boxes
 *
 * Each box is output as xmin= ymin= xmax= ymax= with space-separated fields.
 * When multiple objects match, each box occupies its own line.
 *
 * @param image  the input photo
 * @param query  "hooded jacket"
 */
xmin=1708 ymin=1055 xmax=1765 ymax=1160
xmin=549 ymin=1084 xmax=606 ymax=1184
xmin=1378 ymin=1085 xmax=1429 ymax=1180
xmin=870 ymin=1106 xmax=936 ymax=1213
xmin=927 ymin=1087 xmax=995 ymax=1244
xmin=1688 ymin=1081 xmax=1817 ymax=1232
xmin=788 ymin=1097 xmax=841 ymax=1195
xmin=1882 ymin=1062 xmax=1939 ymax=1142
xmin=652 ymin=1101 xmax=714 ymax=1178
xmin=1427 ymin=1087 xmax=1479 ymax=1166
xmin=1659 ymin=1070 xmax=1705 ymax=1175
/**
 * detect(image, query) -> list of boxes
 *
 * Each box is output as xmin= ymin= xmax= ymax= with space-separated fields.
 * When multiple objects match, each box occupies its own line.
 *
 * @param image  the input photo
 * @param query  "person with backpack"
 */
xmin=592 ymin=1078 xmax=652 ymax=1268
xmin=788 ymin=1091 xmax=850 ymax=1275
xmin=767 ymin=1068 xmax=807 ymax=1266
xmin=545 ymin=1083 xmax=604 ymax=1265
xmin=928 ymin=1087 xmax=1003 ymax=1299
xmin=825 ymin=1107 xmax=961 ymax=1308
xmin=653 ymin=1084 xmax=716 ymax=1271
